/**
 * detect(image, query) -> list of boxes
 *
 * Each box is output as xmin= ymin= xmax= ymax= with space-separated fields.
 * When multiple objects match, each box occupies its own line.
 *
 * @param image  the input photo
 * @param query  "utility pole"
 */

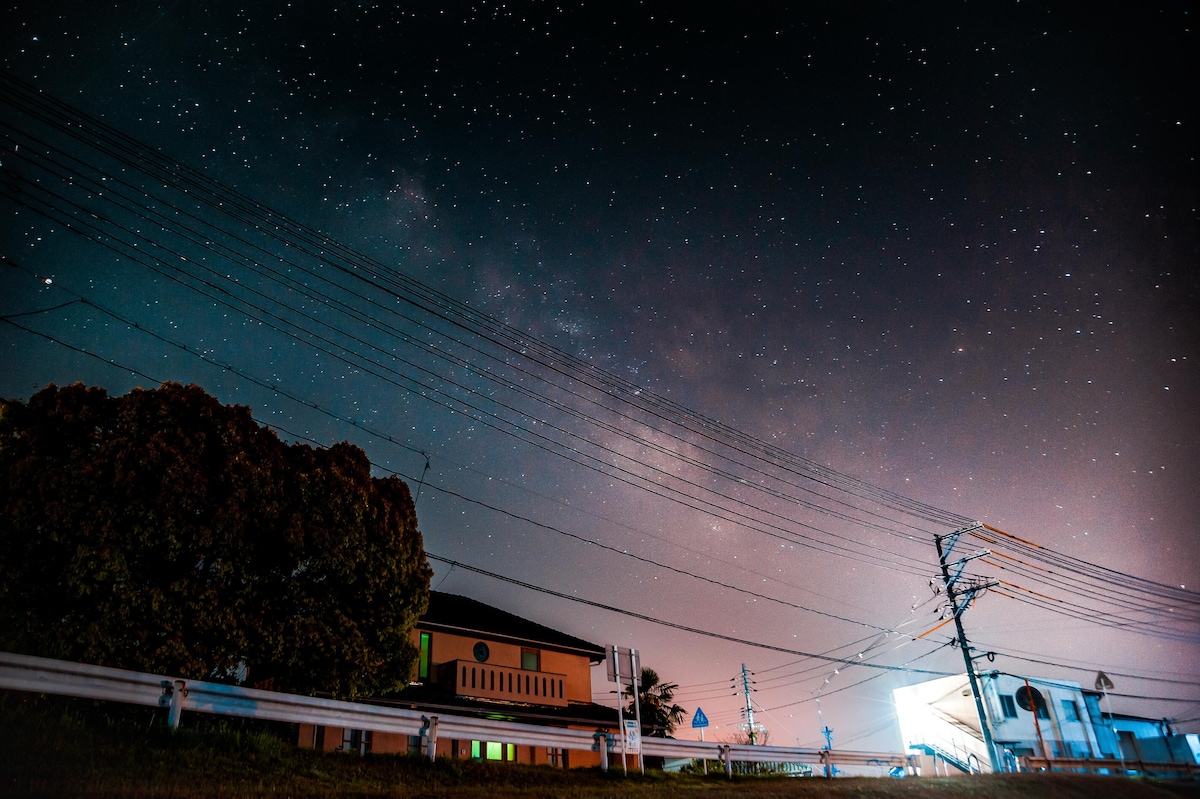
xmin=816 ymin=714 xmax=835 ymax=778
xmin=738 ymin=664 xmax=757 ymax=744
xmin=815 ymin=672 xmax=834 ymax=773
xmin=935 ymin=524 xmax=1001 ymax=773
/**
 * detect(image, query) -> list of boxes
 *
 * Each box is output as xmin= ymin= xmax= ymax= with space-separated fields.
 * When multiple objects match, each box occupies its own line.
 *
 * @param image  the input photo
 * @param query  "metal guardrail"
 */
xmin=0 ymin=650 xmax=911 ymax=777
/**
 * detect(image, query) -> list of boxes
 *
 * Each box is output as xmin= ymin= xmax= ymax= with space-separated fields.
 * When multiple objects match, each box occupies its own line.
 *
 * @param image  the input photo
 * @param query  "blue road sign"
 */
xmin=691 ymin=707 xmax=709 ymax=729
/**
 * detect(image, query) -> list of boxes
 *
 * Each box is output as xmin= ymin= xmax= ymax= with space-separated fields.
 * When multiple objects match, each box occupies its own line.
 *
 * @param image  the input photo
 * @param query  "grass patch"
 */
xmin=3 ymin=691 xmax=1198 ymax=798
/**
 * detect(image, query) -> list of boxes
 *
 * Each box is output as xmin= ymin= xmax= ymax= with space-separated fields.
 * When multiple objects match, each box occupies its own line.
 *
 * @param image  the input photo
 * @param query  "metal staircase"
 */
xmin=911 ymin=739 xmax=980 ymax=774
xmin=907 ymin=706 xmax=991 ymax=774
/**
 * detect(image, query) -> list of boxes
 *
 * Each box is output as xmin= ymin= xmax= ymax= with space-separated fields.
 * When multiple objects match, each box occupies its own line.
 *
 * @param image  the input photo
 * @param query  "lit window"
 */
xmin=521 ymin=648 xmax=540 ymax=671
xmin=418 ymin=632 xmax=432 ymax=681
xmin=473 ymin=740 xmax=515 ymax=761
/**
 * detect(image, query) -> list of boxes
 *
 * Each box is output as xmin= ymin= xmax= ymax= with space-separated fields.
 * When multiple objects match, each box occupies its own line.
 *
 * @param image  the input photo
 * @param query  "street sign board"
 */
xmin=623 ymin=719 xmax=641 ymax=754
xmin=691 ymin=707 xmax=709 ymax=729
xmin=606 ymin=646 xmax=639 ymax=686
xmin=1094 ymin=671 xmax=1115 ymax=691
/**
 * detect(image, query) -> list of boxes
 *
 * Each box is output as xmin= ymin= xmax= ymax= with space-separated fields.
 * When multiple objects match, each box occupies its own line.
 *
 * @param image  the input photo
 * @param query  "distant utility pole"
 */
xmin=935 ymin=524 xmax=1001 ymax=774
xmin=819 ymin=723 xmax=834 ymax=778
xmin=738 ymin=663 xmax=758 ymax=744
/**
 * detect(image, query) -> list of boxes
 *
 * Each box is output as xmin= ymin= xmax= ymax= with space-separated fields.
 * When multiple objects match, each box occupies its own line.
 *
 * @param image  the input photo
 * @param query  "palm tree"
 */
xmin=624 ymin=667 xmax=686 ymax=737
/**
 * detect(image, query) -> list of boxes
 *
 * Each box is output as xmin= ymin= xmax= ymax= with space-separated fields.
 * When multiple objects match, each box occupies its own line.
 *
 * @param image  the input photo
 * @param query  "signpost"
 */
xmin=608 ymin=645 xmax=643 ymax=775
xmin=692 ymin=707 xmax=710 ymax=774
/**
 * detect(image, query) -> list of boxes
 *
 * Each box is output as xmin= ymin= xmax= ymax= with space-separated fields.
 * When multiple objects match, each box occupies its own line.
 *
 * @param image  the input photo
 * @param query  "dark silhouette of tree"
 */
xmin=624 ymin=666 xmax=686 ymax=737
xmin=0 ymin=382 xmax=432 ymax=698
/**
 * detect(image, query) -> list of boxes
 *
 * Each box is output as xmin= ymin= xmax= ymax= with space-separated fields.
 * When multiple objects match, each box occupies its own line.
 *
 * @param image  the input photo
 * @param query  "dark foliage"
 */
xmin=624 ymin=667 xmax=686 ymax=738
xmin=0 ymin=382 xmax=431 ymax=697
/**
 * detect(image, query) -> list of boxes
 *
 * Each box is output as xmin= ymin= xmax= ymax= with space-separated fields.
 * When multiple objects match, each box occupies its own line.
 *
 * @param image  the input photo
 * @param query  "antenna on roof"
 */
xmin=413 ymin=451 xmax=431 ymax=507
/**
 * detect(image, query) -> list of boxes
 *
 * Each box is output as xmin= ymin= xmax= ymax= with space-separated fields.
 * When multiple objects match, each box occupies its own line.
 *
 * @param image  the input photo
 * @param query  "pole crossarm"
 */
xmin=934 ymin=523 xmax=983 ymax=562
xmin=948 ymin=551 xmax=991 ymax=586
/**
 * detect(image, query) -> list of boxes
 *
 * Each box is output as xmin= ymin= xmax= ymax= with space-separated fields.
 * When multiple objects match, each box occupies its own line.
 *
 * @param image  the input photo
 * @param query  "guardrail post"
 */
xmin=166 ymin=679 xmax=187 ymax=729
xmin=421 ymin=715 xmax=438 ymax=761
xmin=594 ymin=731 xmax=609 ymax=771
xmin=720 ymin=744 xmax=732 ymax=779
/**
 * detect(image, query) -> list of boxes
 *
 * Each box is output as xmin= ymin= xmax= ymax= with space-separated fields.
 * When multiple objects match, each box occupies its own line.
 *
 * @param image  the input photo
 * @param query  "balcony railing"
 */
xmin=443 ymin=660 xmax=568 ymax=707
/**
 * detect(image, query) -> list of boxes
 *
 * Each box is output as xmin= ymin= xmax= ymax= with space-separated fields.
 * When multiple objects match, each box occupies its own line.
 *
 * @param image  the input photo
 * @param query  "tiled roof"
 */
xmin=419 ymin=591 xmax=607 ymax=662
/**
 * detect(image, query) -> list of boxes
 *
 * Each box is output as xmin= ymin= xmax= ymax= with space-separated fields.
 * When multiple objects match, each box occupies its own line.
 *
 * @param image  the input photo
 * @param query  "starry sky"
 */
xmin=2 ymin=2 xmax=1197 ymax=750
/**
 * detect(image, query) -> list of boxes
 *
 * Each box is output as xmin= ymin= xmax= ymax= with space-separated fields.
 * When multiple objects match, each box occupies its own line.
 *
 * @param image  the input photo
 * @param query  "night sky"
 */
xmin=2 ymin=2 xmax=1197 ymax=750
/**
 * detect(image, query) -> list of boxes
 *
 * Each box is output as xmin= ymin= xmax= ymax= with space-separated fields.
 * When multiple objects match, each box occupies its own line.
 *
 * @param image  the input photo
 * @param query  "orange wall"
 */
xmin=297 ymin=723 xmax=609 ymax=768
xmin=412 ymin=625 xmax=596 ymax=703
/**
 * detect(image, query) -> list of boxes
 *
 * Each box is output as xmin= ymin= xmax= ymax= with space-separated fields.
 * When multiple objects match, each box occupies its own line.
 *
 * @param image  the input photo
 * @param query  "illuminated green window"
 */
xmin=418 ymin=632 xmax=432 ymax=681
xmin=471 ymin=741 xmax=514 ymax=761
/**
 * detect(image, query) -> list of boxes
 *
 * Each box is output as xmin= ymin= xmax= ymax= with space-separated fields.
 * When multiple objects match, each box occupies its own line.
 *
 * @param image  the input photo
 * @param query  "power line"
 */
xmin=3 ymin=68 xmax=1196 ymax=687
xmin=423 ymin=551 xmax=956 ymax=677
xmin=9 ymin=315 xmax=1194 ymax=717
xmin=0 ymin=69 xmax=976 ymax=538
xmin=0 ymin=127 xmax=943 ymax=579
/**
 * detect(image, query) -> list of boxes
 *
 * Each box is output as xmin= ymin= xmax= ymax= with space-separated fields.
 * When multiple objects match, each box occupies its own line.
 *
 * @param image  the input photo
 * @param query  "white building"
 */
xmin=890 ymin=672 xmax=1194 ymax=773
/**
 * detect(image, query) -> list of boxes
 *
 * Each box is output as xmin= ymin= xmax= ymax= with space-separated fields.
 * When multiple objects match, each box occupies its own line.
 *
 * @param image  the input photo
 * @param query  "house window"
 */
xmin=418 ymin=632 xmax=432 ymax=681
xmin=521 ymin=648 xmax=540 ymax=671
xmin=1000 ymin=695 xmax=1018 ymax=719
xmin=471 ymin=741 xmax=516 ymax=761
xmin=1061 ymin=699 xmax=1080 ymax=722
xmin=1035 ymin=702 xmax=1049 ymax=720
xmin=342 ymin=729 xmax=372 ymax=754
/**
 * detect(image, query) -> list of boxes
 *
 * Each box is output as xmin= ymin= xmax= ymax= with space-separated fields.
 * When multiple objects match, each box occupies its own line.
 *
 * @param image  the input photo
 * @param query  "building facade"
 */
xmin=894 ymin=672 xmax=1197 ymax=773
xmin=299 ymin=591 xmax=619 ymax=767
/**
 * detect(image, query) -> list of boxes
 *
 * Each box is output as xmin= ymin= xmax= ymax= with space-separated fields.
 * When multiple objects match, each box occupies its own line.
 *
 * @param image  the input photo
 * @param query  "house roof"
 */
xmin=418 ymin=591 xmax=608 ymax=663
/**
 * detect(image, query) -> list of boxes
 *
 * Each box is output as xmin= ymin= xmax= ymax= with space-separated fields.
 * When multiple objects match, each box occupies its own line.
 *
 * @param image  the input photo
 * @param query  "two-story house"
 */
xmin=299 ymin=591 xmax=619 ymax=767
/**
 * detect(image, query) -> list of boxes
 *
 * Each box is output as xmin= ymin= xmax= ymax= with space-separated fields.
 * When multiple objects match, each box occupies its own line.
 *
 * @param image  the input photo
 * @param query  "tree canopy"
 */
xmin=0 ymin=382 xmax=432 ymax=697
xmin=624 ymin=666 xmax=686 ymax=737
